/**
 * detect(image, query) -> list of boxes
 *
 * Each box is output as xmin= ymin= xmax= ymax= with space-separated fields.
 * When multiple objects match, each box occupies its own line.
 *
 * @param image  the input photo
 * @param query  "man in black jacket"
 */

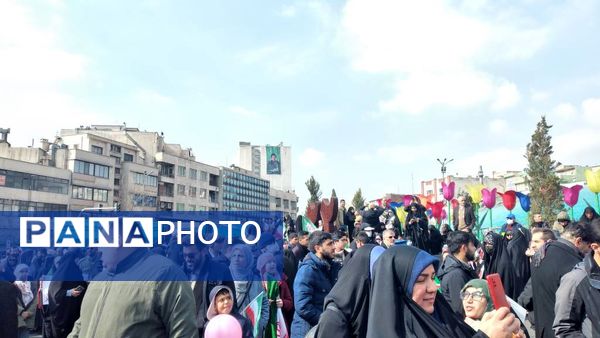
xmin=532 ymin=222 xmax=593 ymax=338
xmin=438 ymin=231 xmax=478 ymax=314
xmin=553 ymin=219 xmax=600 ymax=337
xmin=0 ymin=280 xmax=17 ymax=338
xmin=183 ymin=241 xmax=235 ymax=337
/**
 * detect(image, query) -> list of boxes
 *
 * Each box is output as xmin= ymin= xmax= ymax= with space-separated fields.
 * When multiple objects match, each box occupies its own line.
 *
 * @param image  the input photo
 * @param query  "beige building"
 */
xmin=60 ymin=125 xmax=221 ymax=211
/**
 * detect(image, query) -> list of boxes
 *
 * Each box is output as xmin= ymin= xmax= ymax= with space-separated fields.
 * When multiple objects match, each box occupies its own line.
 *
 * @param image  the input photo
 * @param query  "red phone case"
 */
xmin=486 ymin=274 xmax=510 ymax=309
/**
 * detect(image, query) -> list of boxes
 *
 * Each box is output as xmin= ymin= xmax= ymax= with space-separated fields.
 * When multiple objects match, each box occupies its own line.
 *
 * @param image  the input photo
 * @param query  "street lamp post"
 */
xmin=437 ymin=158 xmax=453 ymax=228
xmin=478 ymin=165 xmax=484 ymax=185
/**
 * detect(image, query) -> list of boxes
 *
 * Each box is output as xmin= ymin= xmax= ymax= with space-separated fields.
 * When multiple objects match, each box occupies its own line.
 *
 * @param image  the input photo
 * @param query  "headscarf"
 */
xmin=256 ymin=252 xmax=279 ymax=281
xmin=483 ymin=232 xmax=515 ymax=299
xmin=229 ymin=244 xmax=257 ymax=300
xmin=318 ymin=244 xmax=385 ymax=338
xmin=229 ymin=244 xmax=255 ymax=280
xmin=461 ymin=279 xmax=493 ymax=314
xmin=506 ymin=227 xmax=531 ymax=298
xmin=207 ymin=285 xmax=234 ymax=320
xmin=579 ymin=206 xmax=600 ymax=224
xmin=366 ymin=246 xmax=475 ymax=338
xmin=13 ymin=264 xmax=33 ymax=305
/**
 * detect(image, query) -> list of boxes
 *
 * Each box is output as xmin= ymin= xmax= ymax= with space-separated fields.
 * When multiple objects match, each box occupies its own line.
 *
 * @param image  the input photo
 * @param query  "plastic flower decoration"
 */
xmin=497 ymin=190 xmax=516 ymax=211
xmin=442 ymin=181 xmax=455 ymax=201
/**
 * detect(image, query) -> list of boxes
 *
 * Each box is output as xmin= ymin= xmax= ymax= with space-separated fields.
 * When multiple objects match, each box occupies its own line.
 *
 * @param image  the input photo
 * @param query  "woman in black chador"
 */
xmin=483 ymin=232 xmax=516 ymax=299
xmin=404 ymin=202 xmax=430 ymax=252
xmin=48 ymin=250 xmax=87 ymax=338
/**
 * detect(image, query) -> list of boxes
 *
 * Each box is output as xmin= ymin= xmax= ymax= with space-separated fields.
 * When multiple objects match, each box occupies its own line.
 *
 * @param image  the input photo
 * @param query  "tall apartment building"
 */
xmin=239 ymin=141 xmax=298 ymax=217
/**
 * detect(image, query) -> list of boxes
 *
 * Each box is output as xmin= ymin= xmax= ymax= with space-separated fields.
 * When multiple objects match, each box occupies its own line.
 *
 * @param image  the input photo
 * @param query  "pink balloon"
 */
xmin=205 ymin=314 xmax=242 ymax=338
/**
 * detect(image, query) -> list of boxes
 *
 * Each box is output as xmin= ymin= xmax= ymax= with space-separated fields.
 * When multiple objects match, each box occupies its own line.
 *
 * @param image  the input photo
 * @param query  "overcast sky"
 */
xmin=2 ymin=0 xmax=600 ymax=211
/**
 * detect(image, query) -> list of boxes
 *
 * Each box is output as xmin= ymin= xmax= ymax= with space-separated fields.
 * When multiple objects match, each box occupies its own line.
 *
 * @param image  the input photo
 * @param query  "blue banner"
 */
xmin=0 ymin=211 xmax=284 ymax=282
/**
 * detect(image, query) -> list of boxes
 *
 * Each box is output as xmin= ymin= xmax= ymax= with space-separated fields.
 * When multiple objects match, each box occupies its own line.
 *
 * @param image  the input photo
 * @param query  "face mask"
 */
xmin=506 ymin=219 xmax=514 ymax=225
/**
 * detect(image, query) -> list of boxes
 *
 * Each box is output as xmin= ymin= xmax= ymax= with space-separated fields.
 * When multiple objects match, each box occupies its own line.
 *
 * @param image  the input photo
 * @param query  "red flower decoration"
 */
xmin=403 ymin=195 xmax=413 ymax=207
xmin=497 ymin=190 xmax=517 ymax=211
xmin=442 ymin=181 xmax=455 ymax=201
xmin=482 ymin=188 xmax=497 ymax=209
xmin=562 ymin=185 xmax=584 ymax=207
xmin=427 ymin=201 xmax=445 ymax=220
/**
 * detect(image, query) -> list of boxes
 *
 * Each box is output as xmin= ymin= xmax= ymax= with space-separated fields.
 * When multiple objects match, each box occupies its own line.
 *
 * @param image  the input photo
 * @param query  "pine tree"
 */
xmin=524 ymin=116 xmax=563 ymax=223
xmin=305 ymin=175 xmax=322 ymax=204
xmin=352 ymin=188 xmax=366 ymax=210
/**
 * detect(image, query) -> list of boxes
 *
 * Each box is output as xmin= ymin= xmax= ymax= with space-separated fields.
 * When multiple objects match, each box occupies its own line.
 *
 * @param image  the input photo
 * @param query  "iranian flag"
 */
xmin=300 ymin=215 xmax=318 ymax=233
xmin=276 ymin=308 xmax=289 ymax=338
xmin=243 ymin=292 xmax=264 ymax=337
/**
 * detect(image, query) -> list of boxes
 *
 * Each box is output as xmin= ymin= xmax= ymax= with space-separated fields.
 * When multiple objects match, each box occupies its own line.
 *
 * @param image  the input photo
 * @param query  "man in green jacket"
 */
xmin=68 ymin=248 xmax=198 ymax=338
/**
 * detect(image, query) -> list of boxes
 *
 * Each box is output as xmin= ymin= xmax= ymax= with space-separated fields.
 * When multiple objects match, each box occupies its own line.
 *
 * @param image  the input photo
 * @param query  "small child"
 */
xmin=207 ymin=286 xmax=253 ymax=338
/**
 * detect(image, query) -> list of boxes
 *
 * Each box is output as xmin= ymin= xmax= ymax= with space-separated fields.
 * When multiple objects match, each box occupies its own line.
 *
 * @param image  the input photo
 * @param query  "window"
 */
xmin=123 ymin=153 xmax=133 ymax=162
xmin=178 ymin=166 xmax=186 ymax=177
xmin=111 ymin=156 xmax=121 ymax=165
xmin=72 ymin=186 xmax=108 ymax=202
xmin=133 ymin=172 xmax=158 ymax=187
xmin=91 ymin=145 xmax=103 ymax=155
xmin=0 ymin=198 xmax=67 ymax=211
xmin=176 ymin=203 xmax=185 ymax=211
xmin=283 ymin=199 xmax=289 ymax=209
xmin=115 ymin=168 xmax=120 ymax=175
xmin=74 ymin=160 xmax=109 ymax=178
xmin=275 ymin=198 xmax=282 ymax=208
xmin=200 ymin=171 xmax=208 ymax=181
xmin=189 ymin=186 xmax=197 ymax=197
xmin=189 ymin=205 xmax=196 ymax=211
xmin=199 ymin=188 xmax=207 ymax=199
xmin=0 ymin=169 xmax=69 ymax=194
xmin=190 ymin=169 xmax=197 ymax=180
xmin=177 ymin=184 xmax=186 ymax=196
xmin=114 ymin=179 xmax=120 ymax=186
xmin=132 ymin=194 xmax=157 ymax=207
xmin=110 ymin=144 xmax=121 ymax=153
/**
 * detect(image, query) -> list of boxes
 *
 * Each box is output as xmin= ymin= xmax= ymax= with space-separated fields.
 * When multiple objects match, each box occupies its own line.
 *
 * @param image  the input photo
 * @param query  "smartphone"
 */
xmin=486 ymin=274 xmax=510 ymax=310
xmin=74 ymin=285 xmax=85 ymax=292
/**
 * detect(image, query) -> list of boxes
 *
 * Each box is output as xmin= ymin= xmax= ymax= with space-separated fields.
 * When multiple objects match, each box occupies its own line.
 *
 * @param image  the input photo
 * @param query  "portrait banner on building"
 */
xmin=266 ymin=146 xmax=281 ymax=175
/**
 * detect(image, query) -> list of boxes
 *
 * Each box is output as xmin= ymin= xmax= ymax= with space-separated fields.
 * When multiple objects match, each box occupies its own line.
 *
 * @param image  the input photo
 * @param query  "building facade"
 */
xmin=220 ymin=165 xmax=270 ymax=211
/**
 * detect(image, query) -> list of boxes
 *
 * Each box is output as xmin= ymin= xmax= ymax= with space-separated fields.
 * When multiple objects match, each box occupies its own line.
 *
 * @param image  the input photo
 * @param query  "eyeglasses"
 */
xmin=460 ymin=290 xmax=485 ymax=302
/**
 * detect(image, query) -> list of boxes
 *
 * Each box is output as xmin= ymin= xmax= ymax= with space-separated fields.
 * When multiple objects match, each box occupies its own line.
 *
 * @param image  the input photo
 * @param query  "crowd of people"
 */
xmin=0 ymin=196 xmax=599 ymax=338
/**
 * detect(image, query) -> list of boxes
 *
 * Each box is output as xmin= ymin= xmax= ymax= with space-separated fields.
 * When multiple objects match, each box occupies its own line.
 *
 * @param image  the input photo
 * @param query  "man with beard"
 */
xmin=182 ymin=241 xmax=234 ymax=336
xmin=553 ymin=219 xmax=600 ymax=337
xmin=291 ymin=231 xmax=338 ymax=338
xmin=532 ymin=222 xmax=593 ymax=338
xmin=438 ymin=231 xmax=478 ymax=314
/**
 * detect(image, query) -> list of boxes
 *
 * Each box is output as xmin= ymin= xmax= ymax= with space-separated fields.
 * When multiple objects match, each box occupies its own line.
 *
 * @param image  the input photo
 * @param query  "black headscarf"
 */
xmin=483 ymin=232 xmax=515 ymax=298
xmin=48 ymin=250 xmax=86 ymax=338
xmin=579 ymin=206 xmax=600 ymax=225
xmin=404 ymin=203 xmax=430 ymax=252
xmin=316 ymin=244 xmax=386 ymax=338
xmin=506 ymin=227 xmax=531 ymax=298
xmin=366 ymin=246 xmax=476 ymax=338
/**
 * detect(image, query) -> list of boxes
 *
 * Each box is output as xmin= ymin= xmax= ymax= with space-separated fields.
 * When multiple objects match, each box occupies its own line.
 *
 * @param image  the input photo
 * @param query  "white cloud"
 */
xmin=531 ymin=89 xmax=550 ymax=102
xmin=581 ymin=98 xmax=600 ymax=125
xmin=376 ymin=144 xmax=434 ymax=165
xmin=489 ymin=119 xmax=509 ymax=134
xmin=453 ymin=147 xmax=527 ymax=177
xmin=491 ymin=81 xmax=521 ymax=111
xmin=550 ymin=103 xmax=577 ymax=120
xmin=229 ymin=105 xmax=259 ymax=118
xmin=279 ymin=5 xmax=297 ymax=18
xmin=339 ymin=0 xmax=548 ymax=114
xmin=554 ymin=128 xmax=600 ymax=164
xmin=299 ymin=148 xmax=325 ymax=167
xmin=0 ymin=1 xmax=102 ymax=146
xmin=133 ymin=88 xmax=173 ymax=105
